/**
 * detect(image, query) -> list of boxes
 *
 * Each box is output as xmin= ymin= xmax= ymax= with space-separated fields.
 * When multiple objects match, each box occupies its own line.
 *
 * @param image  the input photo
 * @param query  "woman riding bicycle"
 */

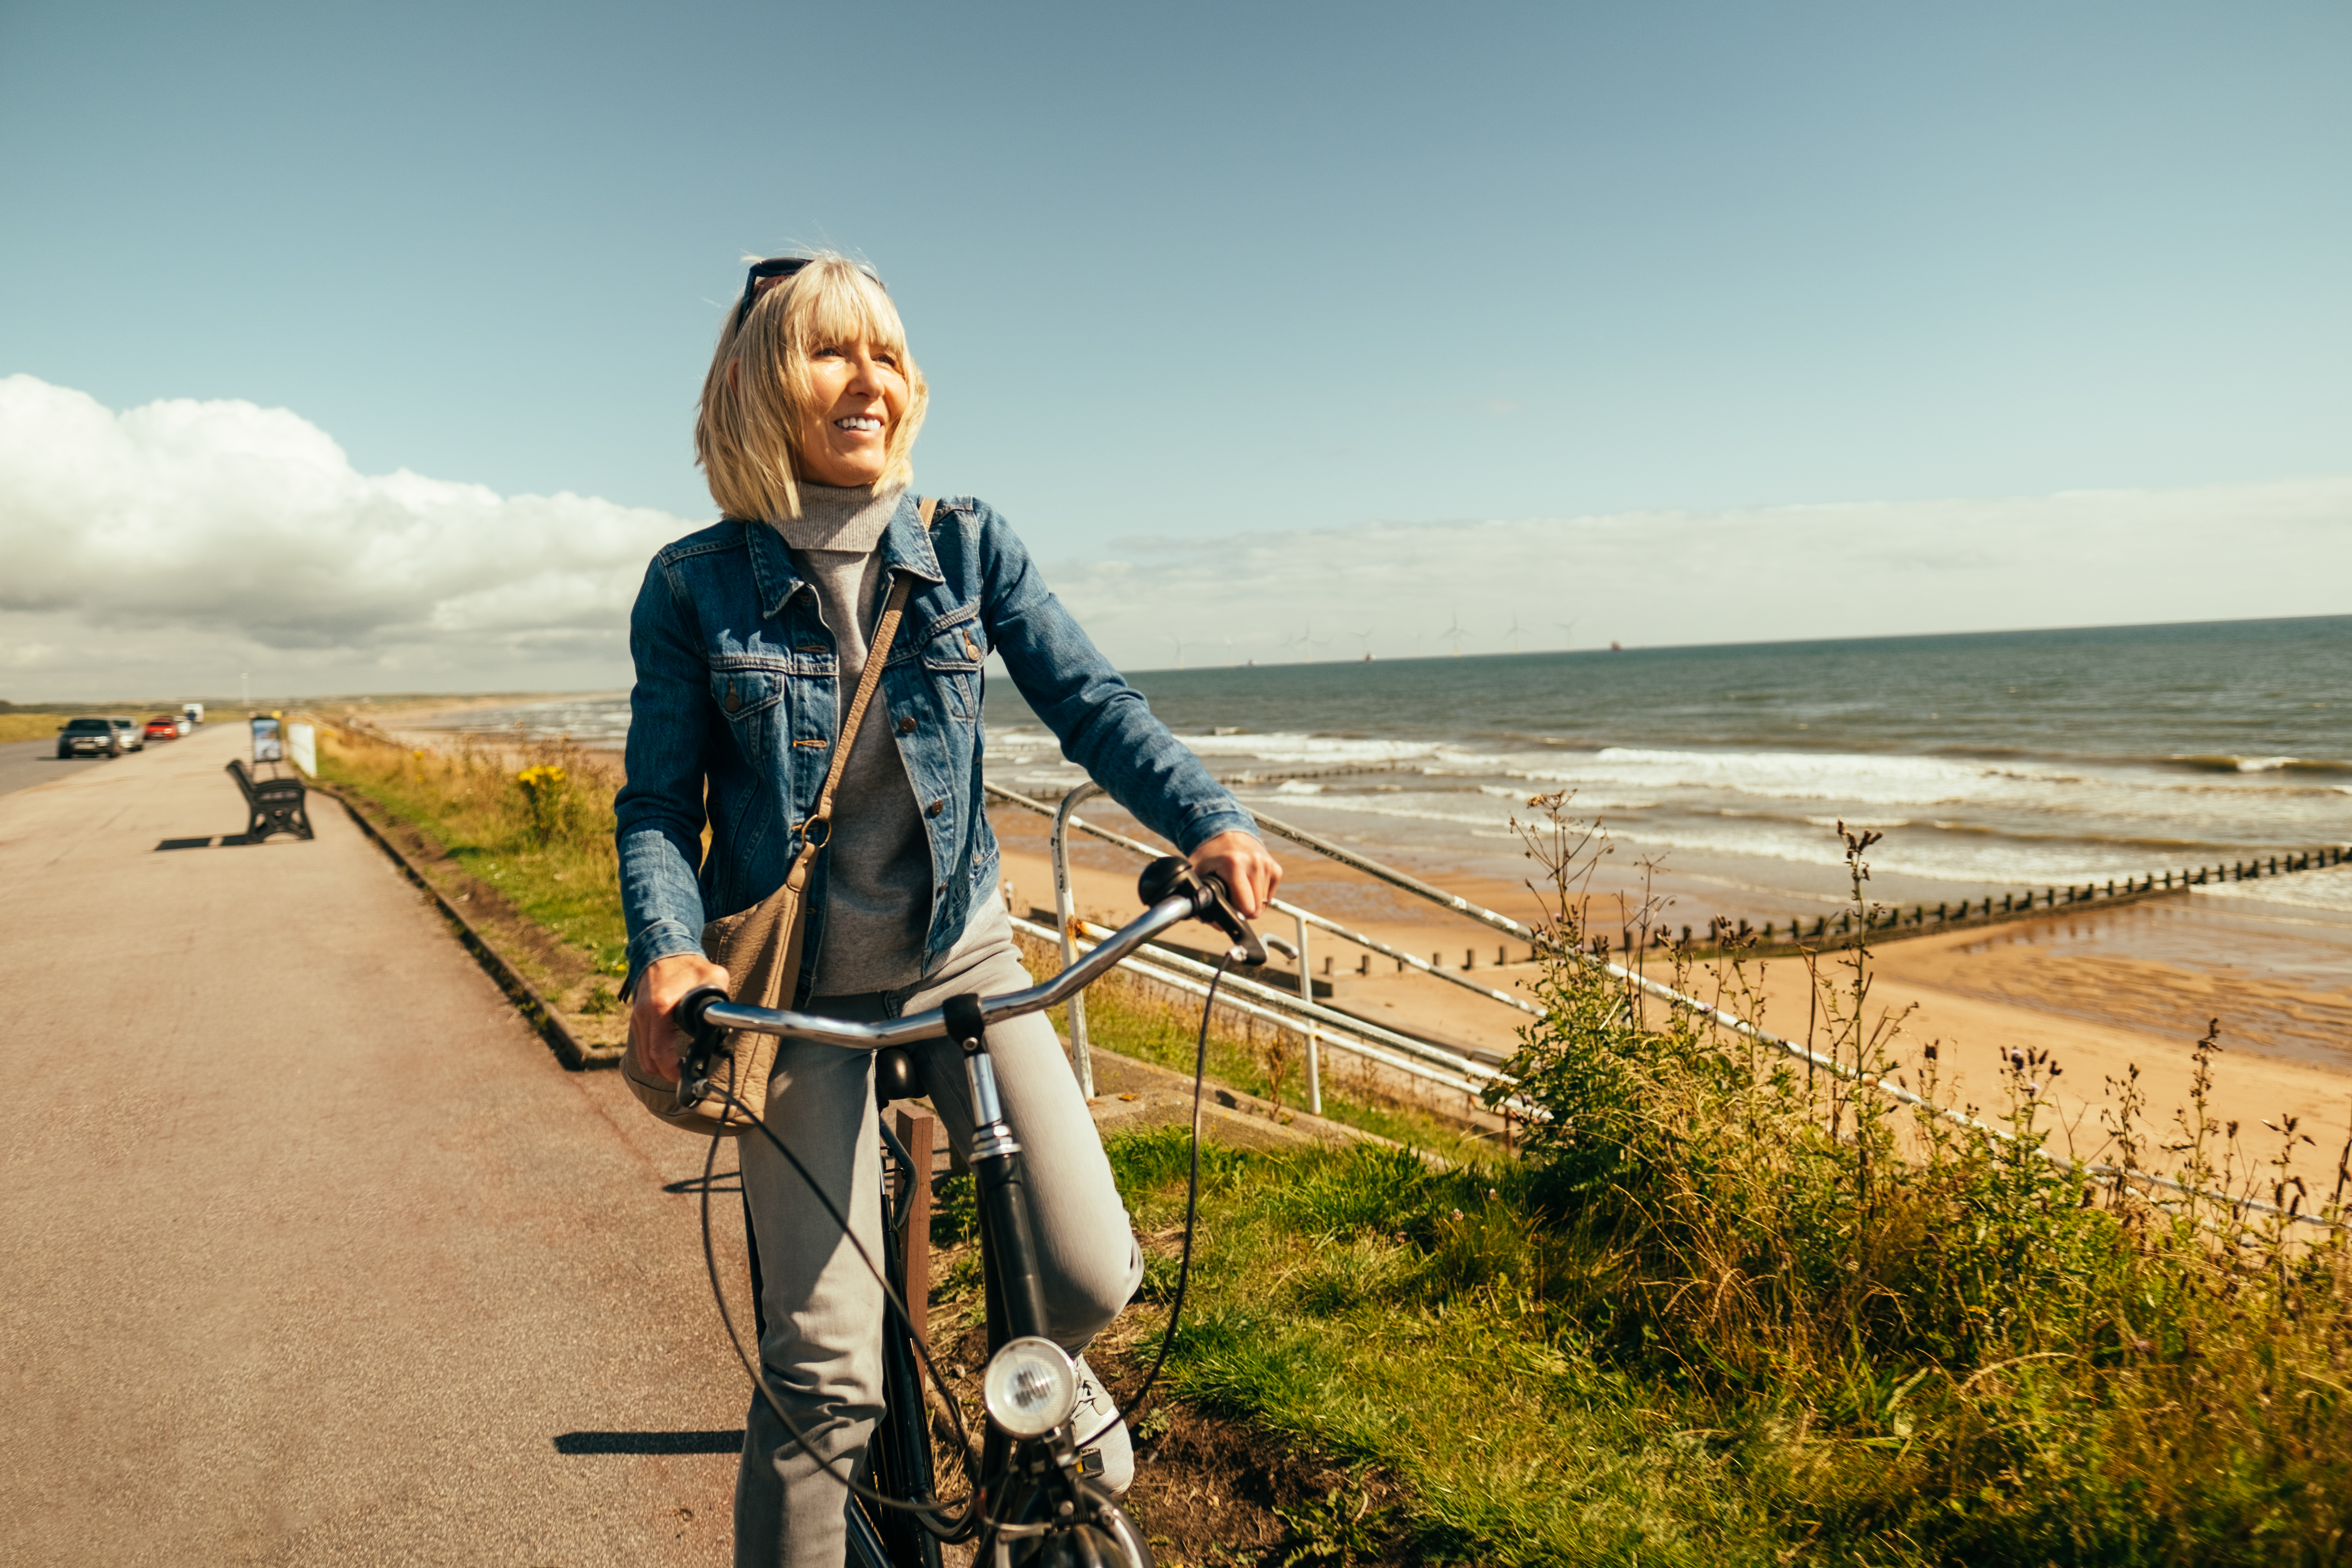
xmin=616 ymin=253 xmax=1281 ymax=1568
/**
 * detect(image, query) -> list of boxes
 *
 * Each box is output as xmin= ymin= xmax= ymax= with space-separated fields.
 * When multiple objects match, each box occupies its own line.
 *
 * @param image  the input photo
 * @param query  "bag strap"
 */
xmin=801 ymin=497 xmax=939 ymax=849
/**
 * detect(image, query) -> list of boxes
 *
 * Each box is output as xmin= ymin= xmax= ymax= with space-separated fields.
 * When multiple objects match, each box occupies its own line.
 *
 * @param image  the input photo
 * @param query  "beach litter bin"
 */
xmin=227 ymin=758 xmax=314 ymax=842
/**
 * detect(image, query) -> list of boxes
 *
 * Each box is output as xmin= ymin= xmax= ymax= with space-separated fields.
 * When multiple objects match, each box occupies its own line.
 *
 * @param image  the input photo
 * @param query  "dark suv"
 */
xmin=58 ymin=717 xmax=126 ymax=758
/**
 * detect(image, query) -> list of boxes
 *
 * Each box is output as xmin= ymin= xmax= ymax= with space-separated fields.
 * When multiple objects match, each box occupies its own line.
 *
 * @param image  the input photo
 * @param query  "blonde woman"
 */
xmin=616 ymin=254 xmax=1280 ymax=1567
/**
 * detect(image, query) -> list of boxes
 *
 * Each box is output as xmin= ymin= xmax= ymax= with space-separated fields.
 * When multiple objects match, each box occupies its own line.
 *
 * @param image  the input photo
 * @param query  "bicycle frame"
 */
xmin=681 ymin=863 xmax=1253 ymax=1566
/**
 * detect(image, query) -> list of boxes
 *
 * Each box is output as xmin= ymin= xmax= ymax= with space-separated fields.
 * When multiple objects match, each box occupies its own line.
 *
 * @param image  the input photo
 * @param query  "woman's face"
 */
xmin=795 ymin=338 xmax=908 ymax=488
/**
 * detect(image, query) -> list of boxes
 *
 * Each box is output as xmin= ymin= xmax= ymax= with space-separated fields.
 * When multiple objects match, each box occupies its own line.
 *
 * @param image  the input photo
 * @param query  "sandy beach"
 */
xmin=992 ymin=797 xmax=2352 ymax=1176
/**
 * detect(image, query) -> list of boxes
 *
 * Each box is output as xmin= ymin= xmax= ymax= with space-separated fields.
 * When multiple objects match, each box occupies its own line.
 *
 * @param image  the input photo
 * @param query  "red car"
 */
xmin=144 ymin=715 xmax=181 ymax=741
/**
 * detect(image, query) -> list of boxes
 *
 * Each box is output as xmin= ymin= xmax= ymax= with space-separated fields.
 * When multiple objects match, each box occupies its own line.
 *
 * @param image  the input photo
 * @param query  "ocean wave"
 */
xmin=1501 ymin=745 xmax=2041 ymax=808
xmin=1604 ymin=819 xmax=2220 ymax=887
xmin=2168 ymin=753 xmax=2352 ymax=776
xmin=1240 ymin=793 xmax=1523 ymax=831
xmin=2195 ymin=866 xmax=2352 ymax=914
xmin=1178 ymin=730 xmax=1445 ymax=766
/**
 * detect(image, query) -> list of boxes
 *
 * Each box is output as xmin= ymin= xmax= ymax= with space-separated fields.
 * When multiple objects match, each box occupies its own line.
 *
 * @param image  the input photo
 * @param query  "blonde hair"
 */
xmin=694 ymin=254 xmax=929 ymax=521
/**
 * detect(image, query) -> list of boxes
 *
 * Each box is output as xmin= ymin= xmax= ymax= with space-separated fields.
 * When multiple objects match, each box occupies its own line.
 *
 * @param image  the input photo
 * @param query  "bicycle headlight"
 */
xmin=981 ymin=1336 xmax=1078 ymax=1439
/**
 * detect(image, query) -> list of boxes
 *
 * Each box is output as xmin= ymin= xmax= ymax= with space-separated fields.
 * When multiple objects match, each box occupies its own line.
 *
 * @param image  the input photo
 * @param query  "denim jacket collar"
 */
xmin=745 ymin=490 xmax=948 ymax=621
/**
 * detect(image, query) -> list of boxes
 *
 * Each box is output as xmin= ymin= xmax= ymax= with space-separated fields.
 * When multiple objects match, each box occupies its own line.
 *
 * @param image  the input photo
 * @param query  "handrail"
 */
xmin=1007 ymin=913 xmax=1531 ymax=1114
xmin=1063 ymin=916 xmax=1506 ymax=1083
xmin=987 ymin=782 xmax=1541 ymax=1017
xmin=1242 ymin=807 xmax=1537 ymax=942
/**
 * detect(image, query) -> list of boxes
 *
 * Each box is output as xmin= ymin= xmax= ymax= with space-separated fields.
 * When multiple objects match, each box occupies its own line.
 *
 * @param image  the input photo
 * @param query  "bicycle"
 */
xmin=671 ymin=854 xmax=1268 ymax=1567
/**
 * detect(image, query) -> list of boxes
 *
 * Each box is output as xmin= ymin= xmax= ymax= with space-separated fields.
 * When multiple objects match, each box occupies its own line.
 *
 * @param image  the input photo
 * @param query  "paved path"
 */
xmin=0 ymin=734 xmax=113 ymax=797
xmin=0 ymin=724 xmax=752 ymax=1566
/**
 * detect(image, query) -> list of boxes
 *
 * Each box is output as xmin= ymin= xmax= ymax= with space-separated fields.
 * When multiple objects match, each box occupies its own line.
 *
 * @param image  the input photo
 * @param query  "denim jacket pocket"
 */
xmin=911 ymin=603 xmax=984 ymax=721
xmin=706 ymin=658 xmax=795 ymax=795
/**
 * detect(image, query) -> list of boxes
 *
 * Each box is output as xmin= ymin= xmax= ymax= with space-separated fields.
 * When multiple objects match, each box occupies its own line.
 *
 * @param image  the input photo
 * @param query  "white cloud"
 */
xmin=1047 ymin=477 xmax=2352 ymax=669
xmin=0 ymin=374 xmax=700 ymax=698
xmin=3 ymin=373 xmax=2345 ymax=700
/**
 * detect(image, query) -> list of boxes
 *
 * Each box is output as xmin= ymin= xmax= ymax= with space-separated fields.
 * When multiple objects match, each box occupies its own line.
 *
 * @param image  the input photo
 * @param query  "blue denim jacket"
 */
xmin=615 ymin=492 xmax=1256 ymax=994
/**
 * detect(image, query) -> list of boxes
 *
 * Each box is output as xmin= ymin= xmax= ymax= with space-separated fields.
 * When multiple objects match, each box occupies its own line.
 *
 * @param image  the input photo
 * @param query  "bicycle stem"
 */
xmin=944 ymin=993 xmax=1050 ymax=1341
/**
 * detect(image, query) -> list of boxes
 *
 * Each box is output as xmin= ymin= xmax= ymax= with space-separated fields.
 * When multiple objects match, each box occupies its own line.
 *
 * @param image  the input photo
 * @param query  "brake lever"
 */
xmin=1137 ymin=856 xmax=1268 ymax=967
xmin=672 ymin=984 xmax=732 ymax=1108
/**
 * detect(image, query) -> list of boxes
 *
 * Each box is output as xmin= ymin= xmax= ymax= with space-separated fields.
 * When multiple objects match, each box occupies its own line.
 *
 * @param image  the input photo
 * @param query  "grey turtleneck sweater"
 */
xmin=770 ymin=483 xmax=1007 ymax=994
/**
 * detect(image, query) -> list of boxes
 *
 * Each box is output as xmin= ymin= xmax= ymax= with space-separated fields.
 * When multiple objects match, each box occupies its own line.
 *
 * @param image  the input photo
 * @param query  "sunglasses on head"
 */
xmin=733 ymin=256 xmax=885 ymax=333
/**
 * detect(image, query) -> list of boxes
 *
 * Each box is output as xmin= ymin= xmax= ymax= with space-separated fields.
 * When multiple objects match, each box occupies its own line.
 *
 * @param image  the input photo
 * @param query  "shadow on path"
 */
xmin=556 ymin=1431 xmax=747 ymax=1456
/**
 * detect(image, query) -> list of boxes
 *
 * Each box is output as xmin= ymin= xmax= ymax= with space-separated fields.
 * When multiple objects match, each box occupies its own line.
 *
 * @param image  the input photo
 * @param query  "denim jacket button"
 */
xmin=925 ymin=798 xmax=945 ymax=817
xmin=896 ymin=714 xmax=917 ymax=734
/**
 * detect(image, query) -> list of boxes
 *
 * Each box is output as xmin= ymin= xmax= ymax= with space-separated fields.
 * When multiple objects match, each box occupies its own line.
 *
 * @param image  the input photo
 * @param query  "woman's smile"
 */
xmin=798 ymin=339 xmax=906 ymax=486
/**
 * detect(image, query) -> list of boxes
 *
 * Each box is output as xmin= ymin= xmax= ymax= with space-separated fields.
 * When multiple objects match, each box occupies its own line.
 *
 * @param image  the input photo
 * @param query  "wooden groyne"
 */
xmin=1608 ymin=843 xmax=2352 ymax=962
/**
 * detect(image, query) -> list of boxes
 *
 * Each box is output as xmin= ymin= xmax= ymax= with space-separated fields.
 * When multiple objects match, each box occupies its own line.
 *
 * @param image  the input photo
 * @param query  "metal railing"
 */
xmin=992 ymin=779 xmax=2340 ymax=1233
xmin=991 ymin=781 xmax=1526 ymax=1115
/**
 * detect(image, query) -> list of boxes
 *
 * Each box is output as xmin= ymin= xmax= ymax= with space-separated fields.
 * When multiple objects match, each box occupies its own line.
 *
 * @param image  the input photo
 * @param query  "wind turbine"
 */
xmin=1503 ymin=612 xmax=1525 ymax=655
xmin=1350 ymin=627 xmax=1375 ymax=662
xmin=1167 ymin=633 xmax=1197 ymax=670
xmin=1285 ymin=625 xmax=1314 ymax=665
xmin=1441 ymin=609 xmax=1470 ymax=657
xmin=1555 ymin=617 xmax=1579 ymax=651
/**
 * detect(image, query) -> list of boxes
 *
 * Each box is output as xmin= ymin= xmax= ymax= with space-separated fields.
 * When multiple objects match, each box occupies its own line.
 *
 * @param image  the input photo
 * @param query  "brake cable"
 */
xmin=692 ymin=949 xmax=1232 ymax=1537
xmin=1076 ymin=952 xmax=1228 ymax=1452
xmin=695 ymin=1095 xmax=978 ymax=1532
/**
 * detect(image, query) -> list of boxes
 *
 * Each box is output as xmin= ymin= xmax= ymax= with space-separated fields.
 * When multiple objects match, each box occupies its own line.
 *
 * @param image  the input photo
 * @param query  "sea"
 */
xmin=432 ymin=614 xmax=2352 ymax=926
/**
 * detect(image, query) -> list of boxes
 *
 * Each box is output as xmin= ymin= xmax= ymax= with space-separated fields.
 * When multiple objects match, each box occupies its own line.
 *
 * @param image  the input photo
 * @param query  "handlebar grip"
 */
xmin=1137 ymin=855 xmax=1193 ymax=907
xmin=1138 ymin=856 xmax=1268 ymax=967
xmin=673 ymin=984 xmax=732 ymax=1104
xmin=677 ymin=984 xmax=729 ymax=1035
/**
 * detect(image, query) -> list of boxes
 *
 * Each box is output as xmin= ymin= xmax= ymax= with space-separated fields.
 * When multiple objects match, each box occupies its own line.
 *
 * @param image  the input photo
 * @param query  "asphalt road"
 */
xmin=0 ymin=722 xmax=753 ymax=1565
xmin=0 ymin=733 xmax=115 ymax=796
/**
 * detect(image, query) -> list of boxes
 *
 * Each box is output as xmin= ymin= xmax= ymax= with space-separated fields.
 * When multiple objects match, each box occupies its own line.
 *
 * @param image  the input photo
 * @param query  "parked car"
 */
xmin=174 ymin=714 xmax=193 ymax=736
xmin=145 ymin=715 xmax=181 ymax=741
xmin=57 ymin=717 xmax=124 ymax=758
xmin=109 ymin=717 xmax=144 ymax=753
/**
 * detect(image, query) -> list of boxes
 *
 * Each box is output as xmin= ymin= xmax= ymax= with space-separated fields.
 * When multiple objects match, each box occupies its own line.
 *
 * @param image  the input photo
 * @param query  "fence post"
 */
xmin=1052 ymin=781 xmax=1105 ymax=1097
xmin=893 ymin=1107 xmax=934 ymax=1348
xmin=1295 ymin=910 xmax=1321 ymax=1117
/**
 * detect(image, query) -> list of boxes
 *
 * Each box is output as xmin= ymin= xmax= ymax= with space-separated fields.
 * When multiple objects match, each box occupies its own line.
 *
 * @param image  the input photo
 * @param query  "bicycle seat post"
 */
xmin=942 ymin=993 xmax=1049 ymax=1343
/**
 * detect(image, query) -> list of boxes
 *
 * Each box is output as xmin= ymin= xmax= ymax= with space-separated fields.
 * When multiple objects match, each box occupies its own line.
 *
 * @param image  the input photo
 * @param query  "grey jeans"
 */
xmin=732 ymin=933 xmax=1144 ymax=1568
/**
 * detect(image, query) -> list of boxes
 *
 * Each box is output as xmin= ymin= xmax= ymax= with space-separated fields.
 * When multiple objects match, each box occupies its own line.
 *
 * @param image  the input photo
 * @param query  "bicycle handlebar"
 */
xmin=679 ymin=857 xmax=1264 ymax=1055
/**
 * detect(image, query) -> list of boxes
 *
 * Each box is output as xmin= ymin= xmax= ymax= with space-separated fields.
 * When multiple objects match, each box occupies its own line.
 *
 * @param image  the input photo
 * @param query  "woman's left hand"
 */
xmin=1190 ymin=830 xmax=1282 ymax=918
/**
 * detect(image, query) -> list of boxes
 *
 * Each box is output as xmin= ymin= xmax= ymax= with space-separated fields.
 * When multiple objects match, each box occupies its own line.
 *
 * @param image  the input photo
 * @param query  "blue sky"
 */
xmin=1 ymin=1 xmax=2346 ymax=694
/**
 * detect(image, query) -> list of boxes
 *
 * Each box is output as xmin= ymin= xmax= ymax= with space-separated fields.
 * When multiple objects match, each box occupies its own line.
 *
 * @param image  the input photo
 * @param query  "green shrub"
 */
xmin=1477 ymin=797 xmax=2352 ymax=1560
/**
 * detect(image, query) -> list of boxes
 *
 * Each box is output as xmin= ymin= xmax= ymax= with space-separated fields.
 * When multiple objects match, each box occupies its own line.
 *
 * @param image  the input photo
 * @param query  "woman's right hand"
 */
xmin=628 ymin=952 xmax=732 ymax=1084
